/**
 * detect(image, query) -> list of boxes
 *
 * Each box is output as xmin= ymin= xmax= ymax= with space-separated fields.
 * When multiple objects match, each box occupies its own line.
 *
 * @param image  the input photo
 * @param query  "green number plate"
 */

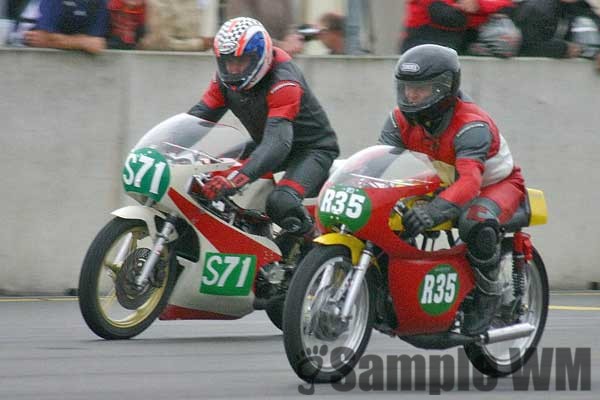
xmin=199 ymin=253 xmax=257 ymax=296
xmin=122 ymin=147 xmax=170 ymax=201
xmin=318 ymin=185 xmax=372 ymax=232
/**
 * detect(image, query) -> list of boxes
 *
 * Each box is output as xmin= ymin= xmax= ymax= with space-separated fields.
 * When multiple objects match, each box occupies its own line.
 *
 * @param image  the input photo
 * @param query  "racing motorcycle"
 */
xmin=78 ymin=113 xmax=319 ymax=339
xmin=283 ymin=145 xmax=549 ymax=382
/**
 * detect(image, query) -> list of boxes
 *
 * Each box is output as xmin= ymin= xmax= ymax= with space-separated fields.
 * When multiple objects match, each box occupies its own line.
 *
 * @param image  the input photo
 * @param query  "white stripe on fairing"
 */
xmin=482 ymin=134 xmax=514 ymax=187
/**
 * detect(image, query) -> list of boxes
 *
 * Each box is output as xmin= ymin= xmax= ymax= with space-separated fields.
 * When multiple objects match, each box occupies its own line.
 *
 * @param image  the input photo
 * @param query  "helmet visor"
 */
xmin=397 ymin=71 xmax=454 ymax=112
xmin=217 ymin=52 xmax=260 ymax=87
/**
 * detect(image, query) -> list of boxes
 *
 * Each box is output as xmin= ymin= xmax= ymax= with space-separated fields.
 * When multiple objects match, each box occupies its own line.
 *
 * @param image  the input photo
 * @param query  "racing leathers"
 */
xmin=189 ymin=47 xmax=340 ymax=235
xmin=379 ymin=92 xmax=526 ymax=334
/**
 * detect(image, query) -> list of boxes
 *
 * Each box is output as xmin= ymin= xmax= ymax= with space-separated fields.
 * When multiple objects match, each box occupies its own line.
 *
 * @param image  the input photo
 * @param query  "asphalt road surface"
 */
xmin=0 ymin=292 xmax=598 ymax=400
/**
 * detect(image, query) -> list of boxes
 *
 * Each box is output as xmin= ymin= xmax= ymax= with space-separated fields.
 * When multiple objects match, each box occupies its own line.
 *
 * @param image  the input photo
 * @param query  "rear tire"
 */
xmin=265 ymin=298 xmax=284 ymax=331
xmin=464 ymin=239 xmax=549 ymax=376
xmin=78 ymin=217 xmax=178 ymax=340
xmin=283 ymin=245 xmax=374 ymax=383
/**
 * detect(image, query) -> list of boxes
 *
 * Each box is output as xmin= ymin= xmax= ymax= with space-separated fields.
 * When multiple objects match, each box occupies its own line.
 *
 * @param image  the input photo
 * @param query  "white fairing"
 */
xmin=111 ymin=206 xmax=177 ymax=242
xmin=168 ymin=206 xmax=281 ymax=317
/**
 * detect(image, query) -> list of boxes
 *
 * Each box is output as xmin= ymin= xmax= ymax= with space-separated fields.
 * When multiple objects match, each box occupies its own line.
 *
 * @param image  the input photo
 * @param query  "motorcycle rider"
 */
xmin=188 ymin=17 xmax=339 ymax=239
xmin=378 ymin=44 xmax=526 ymax=335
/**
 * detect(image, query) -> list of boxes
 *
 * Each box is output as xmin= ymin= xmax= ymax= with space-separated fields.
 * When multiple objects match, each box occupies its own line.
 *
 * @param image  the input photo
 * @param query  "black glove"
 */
xmin=403 ymin=197 xmax=461 ymax=237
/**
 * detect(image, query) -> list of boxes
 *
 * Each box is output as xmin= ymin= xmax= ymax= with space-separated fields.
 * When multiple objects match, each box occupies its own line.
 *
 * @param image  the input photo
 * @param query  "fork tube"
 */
xmin=114 ymin=233 xmax=133 ymax=267
xmin=340 ymin=241 xmax=374 ymax=321
xmin=135 ymin=216 xmax=177 ymax=287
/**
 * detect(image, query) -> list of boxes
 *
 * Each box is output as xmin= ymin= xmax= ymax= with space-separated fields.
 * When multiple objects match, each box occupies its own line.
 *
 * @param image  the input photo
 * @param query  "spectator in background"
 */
xmin=5 ymin=0 xmax=40 ymax=45
xmin=23 ymin=0 xmax=108 ymax=54
xmin=7 ymin=0 xmax=29 ymax=19
xmin=297 ymin=12 xmax=369 ymax=55
xmin=400 ymin=0 xmax=520 ymax=57
xmin=315 ymin=12 xmax=347 ymax=55
xmin=561 ymin=0 xmax=600 ymax=58
xmin=139 ymin=0 xmax=211 ymax=51
xmin=225 ymin=0 xmax=304 ymax=55
xmin=513 ymin=0 xmax=583 ymax=58
xmin=107 ymin=0 xmax=145 ymax=49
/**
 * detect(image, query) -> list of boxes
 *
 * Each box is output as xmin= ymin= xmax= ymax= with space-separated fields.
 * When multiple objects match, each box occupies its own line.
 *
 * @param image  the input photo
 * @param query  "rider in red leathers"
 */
xmin=188 ymin=17 xmax=339 ymax=239
xmin=379 ymin=44 xmax=526 ymax=335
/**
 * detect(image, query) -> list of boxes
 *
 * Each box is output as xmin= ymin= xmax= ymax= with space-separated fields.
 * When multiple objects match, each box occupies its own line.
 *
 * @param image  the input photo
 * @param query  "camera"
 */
xmin=296 ymin=24 xmax=322 ymax=41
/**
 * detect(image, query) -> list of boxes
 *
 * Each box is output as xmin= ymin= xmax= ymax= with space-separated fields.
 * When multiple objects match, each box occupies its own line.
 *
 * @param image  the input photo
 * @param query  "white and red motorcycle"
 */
xmin=78 ymin=114 xmax=320 ymax=339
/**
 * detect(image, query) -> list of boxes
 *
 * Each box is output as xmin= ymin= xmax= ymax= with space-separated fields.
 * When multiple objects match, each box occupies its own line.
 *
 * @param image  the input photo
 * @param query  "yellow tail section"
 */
xmin=388 ymin=188 xmax=548 ymax=232
xmin=527 ymin=188 xmax=548 ymax=226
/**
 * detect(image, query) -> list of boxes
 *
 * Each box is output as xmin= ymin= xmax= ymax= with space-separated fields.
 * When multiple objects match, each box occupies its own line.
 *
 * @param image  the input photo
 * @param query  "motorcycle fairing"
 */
xmin=387 ymin=253 xmax=475 ymax=335
xmin=161 ymin=188 xmax=282 ymax=318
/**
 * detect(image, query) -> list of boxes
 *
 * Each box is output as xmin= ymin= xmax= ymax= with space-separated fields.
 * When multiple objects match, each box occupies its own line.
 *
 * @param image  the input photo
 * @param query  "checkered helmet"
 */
xmin=214 ymin=17 xmax=273 ymax=91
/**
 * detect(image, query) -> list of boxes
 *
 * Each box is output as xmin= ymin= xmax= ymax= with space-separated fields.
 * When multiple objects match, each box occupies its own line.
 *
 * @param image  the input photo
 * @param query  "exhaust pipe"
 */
xmin=482 ymin=323 xmax=536 ymax=344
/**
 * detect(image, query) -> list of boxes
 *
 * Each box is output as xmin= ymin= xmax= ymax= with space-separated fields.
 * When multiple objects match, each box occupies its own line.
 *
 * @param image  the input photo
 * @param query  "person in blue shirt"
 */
xmin=24 ymin=0 xmax=109 ymax=53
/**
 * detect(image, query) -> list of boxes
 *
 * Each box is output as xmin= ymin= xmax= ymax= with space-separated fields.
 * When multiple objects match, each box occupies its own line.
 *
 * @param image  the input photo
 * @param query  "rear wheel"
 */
xmin=78 ymin=217 xmax=178 ymax=340
xmin=265 ymin=299 xmax=284 ymax=330
xmin=283 ymin=245 xmax=374 ymax=383
xmin=464 ymin=239 xmax=549 ymax=376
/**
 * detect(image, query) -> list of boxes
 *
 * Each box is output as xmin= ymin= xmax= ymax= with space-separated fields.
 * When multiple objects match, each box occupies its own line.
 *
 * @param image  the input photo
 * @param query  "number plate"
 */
xmin=418 ymin=264 xmax=460 ymax=316
xmin=122 ymin=147 xmax=171 ymax=201
xmin=317 ymin=185 xmax=372 ymax=232
xmin=199 ymin=253 xmax=257 ymax=296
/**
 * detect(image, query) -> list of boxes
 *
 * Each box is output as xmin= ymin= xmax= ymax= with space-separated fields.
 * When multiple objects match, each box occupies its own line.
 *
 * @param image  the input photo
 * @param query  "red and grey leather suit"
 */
xmin=189 ymin=47 xmax=339 ymax=231
xmin=379 ymin=94 xmax=526 ymax=265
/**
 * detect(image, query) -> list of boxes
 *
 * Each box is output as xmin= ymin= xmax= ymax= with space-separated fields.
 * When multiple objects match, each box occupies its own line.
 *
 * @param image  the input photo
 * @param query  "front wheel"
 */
xmin=78 ymin=217 xmax=178 ymax=340
xmin=283 ymin=245 xmax=374 ymax=383
xmin=464 ymin=239 xmax=549 ymax=376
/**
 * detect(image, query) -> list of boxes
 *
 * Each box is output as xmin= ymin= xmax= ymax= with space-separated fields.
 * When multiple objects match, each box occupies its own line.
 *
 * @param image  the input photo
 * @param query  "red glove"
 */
xmin=202 ymin=171 xmax=250 ymax=200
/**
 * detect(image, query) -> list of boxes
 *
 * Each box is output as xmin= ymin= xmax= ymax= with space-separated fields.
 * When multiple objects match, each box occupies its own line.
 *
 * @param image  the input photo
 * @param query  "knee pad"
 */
xmin=459 ymin=203 xmax=501 ymax=271
xmin=266 ymin=186 xmax=313 ymax=234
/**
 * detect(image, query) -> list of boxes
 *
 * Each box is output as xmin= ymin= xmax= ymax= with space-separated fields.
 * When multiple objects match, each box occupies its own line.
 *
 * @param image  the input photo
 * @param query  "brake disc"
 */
xmin=115 ymin=248 xmax=156 ymax=310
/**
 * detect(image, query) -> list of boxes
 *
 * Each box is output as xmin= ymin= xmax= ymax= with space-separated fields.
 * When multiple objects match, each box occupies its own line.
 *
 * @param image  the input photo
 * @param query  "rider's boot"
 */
xmin=276 ymin=208 xmax=315 ymax=263
xmin=462 ymin=227 xmax=503 ymax=336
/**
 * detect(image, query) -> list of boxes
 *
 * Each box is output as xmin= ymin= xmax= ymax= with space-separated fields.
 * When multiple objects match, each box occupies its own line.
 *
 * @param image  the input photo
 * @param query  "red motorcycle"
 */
xmin=283 ymin=145 xmax=549 ymax=382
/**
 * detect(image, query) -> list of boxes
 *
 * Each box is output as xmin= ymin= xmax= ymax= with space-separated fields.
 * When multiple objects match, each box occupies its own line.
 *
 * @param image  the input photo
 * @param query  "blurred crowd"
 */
xmin=1 ymin=0 xmax=599 ymax=70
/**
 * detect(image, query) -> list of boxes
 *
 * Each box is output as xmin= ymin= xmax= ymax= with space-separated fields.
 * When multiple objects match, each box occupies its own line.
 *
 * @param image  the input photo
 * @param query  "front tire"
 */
xmin=283 ymin=245 xmax=374 ymax=383
xmin=464 ymin=239 xmax=549 ymax=376
xmin=78 ymin=217 xmax=178 ymax=340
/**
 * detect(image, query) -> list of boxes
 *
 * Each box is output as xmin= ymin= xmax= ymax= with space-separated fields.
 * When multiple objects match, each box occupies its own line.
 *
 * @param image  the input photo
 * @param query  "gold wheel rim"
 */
xmin=96 ymin=226 xmax=169 ymax=328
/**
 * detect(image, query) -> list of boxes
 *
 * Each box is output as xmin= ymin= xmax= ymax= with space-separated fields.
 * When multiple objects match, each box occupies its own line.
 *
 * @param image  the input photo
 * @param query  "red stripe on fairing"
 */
xmin=159 ymin=305 xmax=240 ymax=320
xmin=278 ymin=179 xmax=305 ymax=197
xmin=168 ymin=188 xmax=281 ymax=265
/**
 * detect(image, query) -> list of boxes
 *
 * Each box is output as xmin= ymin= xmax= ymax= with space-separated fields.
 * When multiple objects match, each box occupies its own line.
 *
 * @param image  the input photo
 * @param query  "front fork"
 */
xmin=338 ymin=241 xmax=375 ymax=322
xmin=134 ymin=215 xmax=178 ymax=288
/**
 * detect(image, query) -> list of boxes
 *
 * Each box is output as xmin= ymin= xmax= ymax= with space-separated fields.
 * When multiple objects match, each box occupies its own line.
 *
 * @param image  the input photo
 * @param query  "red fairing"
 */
xmin=267 ymin=81 xmax=303 ymax=121
xmin=387 ymin=254 xmax=475 ymax=335
xmin=160 ymin=305 xmax=240 ymax=320
xmin=168 ymin=189 xmax=281 ymax=268
xmin=353 ymin=183 xmax=440 ymax=256
xmin=201 ymin=76 xmax=227 ymax=109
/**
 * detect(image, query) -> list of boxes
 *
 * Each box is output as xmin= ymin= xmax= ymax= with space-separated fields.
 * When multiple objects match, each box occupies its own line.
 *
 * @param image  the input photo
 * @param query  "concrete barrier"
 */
xmin=1 ymin=47 xmax=599 ymax=293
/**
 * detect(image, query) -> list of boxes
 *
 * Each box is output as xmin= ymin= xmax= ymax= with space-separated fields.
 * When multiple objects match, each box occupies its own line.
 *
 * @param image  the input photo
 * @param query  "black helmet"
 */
xmin=395 ymin=44 xmax=461 ymax=125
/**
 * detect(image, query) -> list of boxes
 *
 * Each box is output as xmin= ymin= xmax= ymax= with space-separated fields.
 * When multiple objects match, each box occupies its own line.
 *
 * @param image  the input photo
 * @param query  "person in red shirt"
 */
xmin=107 ymin=0 xmax=145 ymax=49
xmin=401 ymin=0 xmax=519 ymax=56
xmin=379 ymin=44 xmax=526 ymax=335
